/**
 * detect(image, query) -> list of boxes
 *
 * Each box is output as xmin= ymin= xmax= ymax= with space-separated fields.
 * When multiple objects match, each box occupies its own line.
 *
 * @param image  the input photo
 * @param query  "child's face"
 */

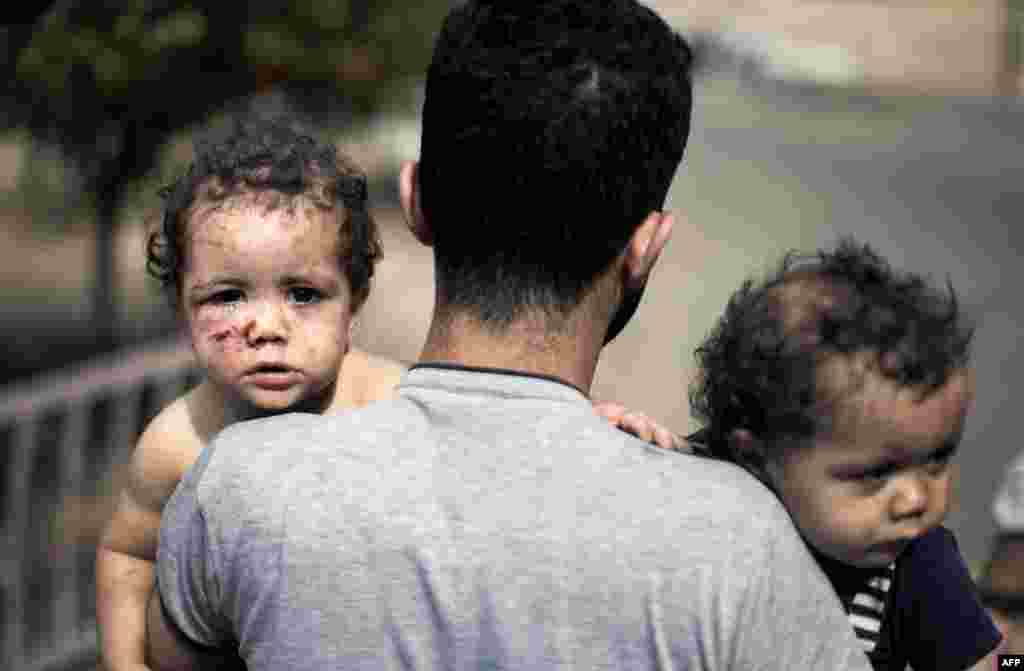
xmin=181 ymin=199 xmax=353 ymax=414
xmin=764 ymin=368 xmax=972 ymax=568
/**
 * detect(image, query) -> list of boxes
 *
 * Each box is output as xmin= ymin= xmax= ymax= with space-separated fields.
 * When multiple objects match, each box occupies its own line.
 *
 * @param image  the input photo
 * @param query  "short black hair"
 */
xmin=689 ymin=238 xmax=973 ymax=457
xmin=419 ymin=0 xmax=693 ymax=325
xmin=147 ymin=117 xmax=381 ymax=311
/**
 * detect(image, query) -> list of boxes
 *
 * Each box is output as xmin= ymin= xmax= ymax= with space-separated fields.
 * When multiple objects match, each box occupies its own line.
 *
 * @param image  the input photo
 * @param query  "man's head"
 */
xmin=406 ymin=0 xmax=693 ymax=335
xmin=691 ymin=240 xmax=974 ymax=567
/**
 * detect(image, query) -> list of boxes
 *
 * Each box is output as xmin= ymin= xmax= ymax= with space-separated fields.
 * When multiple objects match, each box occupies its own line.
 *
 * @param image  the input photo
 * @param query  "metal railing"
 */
xmin=1 ymin=338 xmax=200 ymax=671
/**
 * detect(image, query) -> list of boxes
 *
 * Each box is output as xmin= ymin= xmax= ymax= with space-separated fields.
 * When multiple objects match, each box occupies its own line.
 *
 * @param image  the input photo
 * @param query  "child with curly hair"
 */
xmin=95 ymin=117 xmax=404 ymax=671
xmin=689 ymin=239 xmax=1001 ymax=670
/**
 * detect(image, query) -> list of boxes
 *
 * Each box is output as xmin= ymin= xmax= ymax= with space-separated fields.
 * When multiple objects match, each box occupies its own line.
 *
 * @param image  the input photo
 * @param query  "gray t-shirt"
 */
xmin=157 ymin=365 xmax=871 ymax=670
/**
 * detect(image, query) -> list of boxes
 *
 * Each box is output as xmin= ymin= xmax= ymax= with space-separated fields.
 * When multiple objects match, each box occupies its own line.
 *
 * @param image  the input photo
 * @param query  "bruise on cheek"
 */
xmin=193 ymin=312 xmax=247 ymax=351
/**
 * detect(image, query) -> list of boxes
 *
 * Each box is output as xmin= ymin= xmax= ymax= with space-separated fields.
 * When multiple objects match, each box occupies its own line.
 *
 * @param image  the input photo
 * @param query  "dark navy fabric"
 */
xmin=819 ymin=526 xmax=1001 ymax=671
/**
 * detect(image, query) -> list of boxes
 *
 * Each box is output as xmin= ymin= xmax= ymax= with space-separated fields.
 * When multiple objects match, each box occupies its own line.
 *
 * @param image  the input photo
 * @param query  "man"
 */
xmin=147 ymin=2 xmax=872 ymax=669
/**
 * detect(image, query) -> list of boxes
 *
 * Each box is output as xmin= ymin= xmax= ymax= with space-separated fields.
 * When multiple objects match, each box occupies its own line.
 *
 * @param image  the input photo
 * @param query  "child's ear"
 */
xmin=728 ymin=428 xmax=775 ymax=487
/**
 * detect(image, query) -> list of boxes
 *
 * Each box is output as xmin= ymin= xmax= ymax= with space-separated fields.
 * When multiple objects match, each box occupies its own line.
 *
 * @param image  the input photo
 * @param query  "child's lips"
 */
xmin=243 ymin=366 xmax=302 ymax=389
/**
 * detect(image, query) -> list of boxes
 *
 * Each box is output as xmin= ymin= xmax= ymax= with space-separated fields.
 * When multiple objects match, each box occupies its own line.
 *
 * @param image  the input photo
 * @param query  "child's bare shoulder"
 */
xmin=335 ymin=348 xmax=408 ymax=408
xmin=357 ymin=349 xmax=408 ymax=400
xmin=130 ymin=383 xmax=220 ymax=507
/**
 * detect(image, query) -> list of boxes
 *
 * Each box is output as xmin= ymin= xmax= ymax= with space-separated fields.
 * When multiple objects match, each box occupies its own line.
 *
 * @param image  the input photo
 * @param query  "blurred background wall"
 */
xmin=658 ymin=0 xmax=1019 ymax=95
xmin=1 ymin=1 xmax=1022 ymax=668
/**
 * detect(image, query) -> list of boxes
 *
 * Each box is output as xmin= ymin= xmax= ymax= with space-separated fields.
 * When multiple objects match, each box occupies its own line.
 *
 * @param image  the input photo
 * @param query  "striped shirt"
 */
xmin=811 ymin=549 xmax=899 ymax=669
xmin=846 ymin=564 xmax=895 ymax=654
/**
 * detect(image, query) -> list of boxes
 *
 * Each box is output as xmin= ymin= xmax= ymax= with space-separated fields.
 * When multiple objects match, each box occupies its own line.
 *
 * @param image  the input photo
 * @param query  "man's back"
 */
xmin=158 ymin=366 xmax=871 ymax=670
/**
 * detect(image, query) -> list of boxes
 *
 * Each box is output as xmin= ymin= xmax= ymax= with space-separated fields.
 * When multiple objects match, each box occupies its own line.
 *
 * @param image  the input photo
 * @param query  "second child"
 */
xmin=689 ymin=240 xmax=1001 ymax=670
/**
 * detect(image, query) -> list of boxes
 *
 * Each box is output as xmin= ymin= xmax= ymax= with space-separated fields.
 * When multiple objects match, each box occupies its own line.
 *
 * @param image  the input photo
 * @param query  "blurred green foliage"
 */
xmin=3 ymin=0 xmax=451 ymax=350
xmin=1009 ymin=0 xmax=1024 ymax=68
xmin=9 ymin=0 xmax=448 ymax=165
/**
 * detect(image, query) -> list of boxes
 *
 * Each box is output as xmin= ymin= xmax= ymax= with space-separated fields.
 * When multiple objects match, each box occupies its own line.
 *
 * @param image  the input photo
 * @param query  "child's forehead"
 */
xmin=192 ymin=187 xmax=312 ymax=215
xmin=182 ymin=199 xmax=343 ymax=273
xmin=819 ymin=358 xmax=973 ymax=446
xmin=187 ymin=192 xmax=335 ymax=234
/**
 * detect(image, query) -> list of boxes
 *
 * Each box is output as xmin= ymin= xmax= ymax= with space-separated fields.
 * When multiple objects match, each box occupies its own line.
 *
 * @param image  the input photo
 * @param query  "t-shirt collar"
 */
xmin=404 ymin=362 xmax=588 ymax=401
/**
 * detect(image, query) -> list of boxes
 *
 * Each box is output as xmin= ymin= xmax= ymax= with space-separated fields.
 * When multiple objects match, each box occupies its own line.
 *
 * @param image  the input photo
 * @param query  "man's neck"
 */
xmin=417 ymin=310 xmax=604 ymax=395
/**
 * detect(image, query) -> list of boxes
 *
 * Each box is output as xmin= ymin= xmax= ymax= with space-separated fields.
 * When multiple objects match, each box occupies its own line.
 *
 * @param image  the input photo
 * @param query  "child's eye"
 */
xmin=205 ymin=289 xmax=244 ymax=305
xmin=860 ymin=465 xmax=894 ymax=482
xmin=839 ymin=463 xmax=895 ymax=484
xmin=925 ymin=445 xmax=957 ymax=474
xmin=288 ymin=287 xmax=323 ymax=305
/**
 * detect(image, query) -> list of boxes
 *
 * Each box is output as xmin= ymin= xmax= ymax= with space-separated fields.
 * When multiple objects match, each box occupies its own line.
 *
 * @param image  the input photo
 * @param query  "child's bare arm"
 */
xmin=97 ymin=547 xmax=155 ymax=671
xmin=96 ymin=401 xmax=202 ymax=671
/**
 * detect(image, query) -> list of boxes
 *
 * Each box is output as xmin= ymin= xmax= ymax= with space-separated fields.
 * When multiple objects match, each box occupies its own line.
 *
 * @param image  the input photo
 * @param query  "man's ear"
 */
xmin=399 ymin=160 xmax=433 ymax=246
xmin=729 ymin=428 xmax=776 ymax=487
xmin=623 ymin=211 xmax=674 ymax=289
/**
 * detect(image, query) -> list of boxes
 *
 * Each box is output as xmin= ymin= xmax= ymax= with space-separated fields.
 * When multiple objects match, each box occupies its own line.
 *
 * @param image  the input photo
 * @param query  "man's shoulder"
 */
xmin=207 ymin=397 xmax=425 ymax=468
xmin=632 ymin=443 xmax=785 ymax=511
xmin=187 ymin=399 xmax=429 ymax=522
xmin=587 ymin=433 xmax=798 ymax=548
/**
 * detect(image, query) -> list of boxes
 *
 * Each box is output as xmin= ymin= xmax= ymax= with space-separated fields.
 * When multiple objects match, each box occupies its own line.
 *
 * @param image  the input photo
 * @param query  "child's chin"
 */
xmin=244 ymin=390 xmax=306 ymax=414
xmin=250 ymin=390 xmax=330 ymax=416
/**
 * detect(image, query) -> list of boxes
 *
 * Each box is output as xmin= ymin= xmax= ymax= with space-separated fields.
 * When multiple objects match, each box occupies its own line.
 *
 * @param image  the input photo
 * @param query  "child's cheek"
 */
xmin=193 ymin=308 xmax=248 ymax=354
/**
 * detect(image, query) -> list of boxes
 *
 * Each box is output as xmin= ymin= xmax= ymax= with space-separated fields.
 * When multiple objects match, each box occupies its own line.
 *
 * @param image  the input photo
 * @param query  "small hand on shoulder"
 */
xmin=591 ymin=400 xmax=685 ymax=451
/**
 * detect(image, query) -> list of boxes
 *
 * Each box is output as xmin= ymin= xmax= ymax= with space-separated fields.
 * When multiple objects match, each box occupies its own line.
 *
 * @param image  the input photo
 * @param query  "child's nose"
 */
xmin=243 ymin=301 xmax=289 ymax=345
xmin=889 ymin=474 xmax=930 ymax=521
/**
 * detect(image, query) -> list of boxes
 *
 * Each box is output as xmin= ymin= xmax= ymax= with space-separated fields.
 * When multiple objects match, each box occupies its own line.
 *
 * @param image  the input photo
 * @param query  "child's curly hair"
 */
xmin=689 ymin=238 xmax=973 ymax=457
xmin=146 ymin=117 xmax=381 ymax=311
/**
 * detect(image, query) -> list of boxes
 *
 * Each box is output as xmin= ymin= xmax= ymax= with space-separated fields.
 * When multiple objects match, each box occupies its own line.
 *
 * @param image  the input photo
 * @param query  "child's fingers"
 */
xmin=622 ymin=413 xmax=685 ymax=451
xmin=593 ymin=401 xmax=681 ymax=450
xmin=619 ymin=412 xmax=655 ymax=444
xmin=592 ymin=400 xmax=628 ymax=424
xmin=652 ymin=425 xmax=679 ymax=451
